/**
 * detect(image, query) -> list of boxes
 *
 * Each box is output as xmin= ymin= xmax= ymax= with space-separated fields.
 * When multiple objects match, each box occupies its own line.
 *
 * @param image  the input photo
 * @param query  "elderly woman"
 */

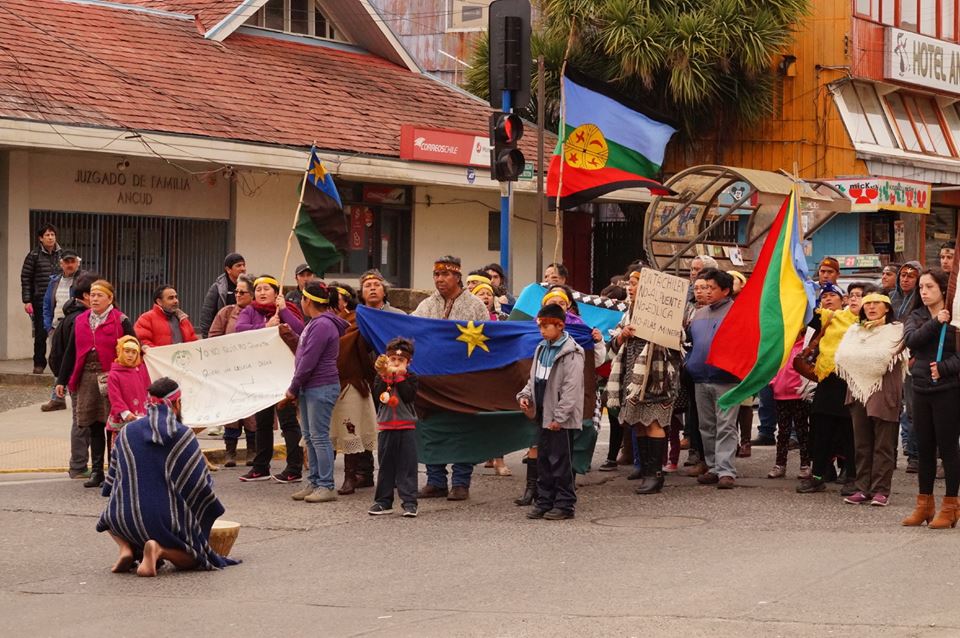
xmin=286 ymin=281 xmax=349 ymax=503
xmin=98 ymin=377 xmax=238 ymax=576
xmin=902 ymin=269 xmax=960 ymax=528
xmin=56 ymin=279 xmax=135 ymax=488
xmin=208 ymin=274 xmax=257 ymax=467
xmin=608 ymin=268 xmax=681 ymax=495
xmin=235 ymin=275 xmax=305 ymax=483
xmin=834 ymin=292 xmax=906 ymax=507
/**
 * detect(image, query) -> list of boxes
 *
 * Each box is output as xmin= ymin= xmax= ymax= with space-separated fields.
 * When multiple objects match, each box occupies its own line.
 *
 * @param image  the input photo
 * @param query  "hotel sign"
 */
xmin=885 ymin=27 xmax=960 ymax=95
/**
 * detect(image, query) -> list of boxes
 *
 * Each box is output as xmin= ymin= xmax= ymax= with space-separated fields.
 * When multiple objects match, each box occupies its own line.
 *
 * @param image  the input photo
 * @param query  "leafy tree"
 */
xmin=465 ymin=0 xmax=809 ymax=142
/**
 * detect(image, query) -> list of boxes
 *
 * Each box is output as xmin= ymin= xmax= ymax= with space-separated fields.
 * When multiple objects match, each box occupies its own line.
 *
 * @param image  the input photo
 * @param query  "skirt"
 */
xmin=76 ymin=353 xmax=110 ymax=428
xmin=329 ymin=385 xmax=377 ymax=454
xmin=621 ymin=400 xmax=673 ymax=429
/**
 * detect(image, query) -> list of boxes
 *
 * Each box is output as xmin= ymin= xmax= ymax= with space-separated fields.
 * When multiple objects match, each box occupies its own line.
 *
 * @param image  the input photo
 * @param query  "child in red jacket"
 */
xmin=106 ymin=336 xmax=151 ymax=448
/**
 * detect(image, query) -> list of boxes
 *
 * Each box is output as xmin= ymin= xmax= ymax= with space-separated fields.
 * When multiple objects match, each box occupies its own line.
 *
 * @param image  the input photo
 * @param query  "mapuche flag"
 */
xmin=706 ymin=186 xmax=817 ymax=409
xmin=546 ymin=70 xmax=677 ymax=210
xmin=354 ymin=306 xmax=598 ymax=471
xmin=295 ymin=149 xmax=348 ymax=275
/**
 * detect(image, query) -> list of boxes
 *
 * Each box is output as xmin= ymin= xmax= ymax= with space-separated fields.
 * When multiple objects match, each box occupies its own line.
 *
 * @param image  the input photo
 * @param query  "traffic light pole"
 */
xmin=499 ymin=89 xmax=512 ymax=285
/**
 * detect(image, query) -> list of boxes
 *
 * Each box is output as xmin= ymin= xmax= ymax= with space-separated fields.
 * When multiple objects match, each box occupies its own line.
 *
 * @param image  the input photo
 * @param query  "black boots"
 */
xmin=224 ymin=438 xmax=238 ymax=468
xmin=338 ymin=453 xmax=358 ymax=495
xmin=355 ymin=450 xmax=375 ymax=488
xmin=514 ymin=457 xmax=539 ymax=506
xmin=634 ymin=436 xmax=666 ymax=495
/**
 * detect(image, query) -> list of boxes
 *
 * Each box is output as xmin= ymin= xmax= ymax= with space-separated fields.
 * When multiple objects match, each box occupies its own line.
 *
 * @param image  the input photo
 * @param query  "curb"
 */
xmin=0 ymin=445 xmax=289 ymax=475
xmin=0 ymin=373 xmax=54 ymax=387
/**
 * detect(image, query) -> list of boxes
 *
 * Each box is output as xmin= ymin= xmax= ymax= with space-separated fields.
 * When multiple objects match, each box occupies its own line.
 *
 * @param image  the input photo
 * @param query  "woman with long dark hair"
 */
xmin=55 ymin=279 xmax=135 ymax=488
xmin=902 ymin=269 xmax=960 ymax=528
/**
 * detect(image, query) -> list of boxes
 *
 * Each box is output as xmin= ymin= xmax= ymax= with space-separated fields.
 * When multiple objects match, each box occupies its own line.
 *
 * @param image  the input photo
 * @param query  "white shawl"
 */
xmin=834 ymin=322 xmax=907 ymax=404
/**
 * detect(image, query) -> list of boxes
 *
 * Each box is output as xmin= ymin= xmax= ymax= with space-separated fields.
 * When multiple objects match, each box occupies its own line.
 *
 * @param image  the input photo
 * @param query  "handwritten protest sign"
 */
xmin=144 ymin=327 xmax=295 ymax=427
xmin=630 ymin=268 xmax=687 ymax=350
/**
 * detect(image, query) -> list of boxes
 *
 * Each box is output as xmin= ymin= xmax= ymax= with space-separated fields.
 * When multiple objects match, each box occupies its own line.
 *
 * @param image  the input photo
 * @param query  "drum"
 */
xmin=208 ymin=519 xmax=240 ymax=557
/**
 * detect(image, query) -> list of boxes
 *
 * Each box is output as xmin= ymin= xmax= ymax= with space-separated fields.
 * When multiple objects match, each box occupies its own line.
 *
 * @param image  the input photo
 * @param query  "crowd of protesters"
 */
xmin=21 ymin=223 xmax=960 ymax=540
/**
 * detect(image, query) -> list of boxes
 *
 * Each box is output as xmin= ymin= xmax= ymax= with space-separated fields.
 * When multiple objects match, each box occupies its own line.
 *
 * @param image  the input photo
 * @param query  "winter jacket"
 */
xmin=48 ymin=298 xmax=85 ymax=377
xmin=20 ymin=243 xmax=61 ymax=302
xmin=57 ymin=308 xmax=136 ymax=391
xmin=135 ymin=304 xmax=198 ymax=347
xmin=889 ymin=260 xmax=922 ymax=320
xmin=107 ymin=363 xmax=151 ymax=424
xmin=904 ymin=307 xmax=960 ymax=394
xmin=517 ymin=334 xmax=585 ymax=430
xmin=373 ymin=373 xmax=419 ymax=430
xmin=685 ymin=297 xmax=738 ymax=384
xmin=198 ymin=273 xmax=237 ymax=338
xmin=771 ymin=338 xmax=806 ymax=400
xmin=234 ymin=304 xmax=304 ymax=334
xmin=43 ymin=271 xmax=84 ymax=332
xmin=207 ymin=304 xmax=243 ymax=337
xmin=288 ymin=312 xmax=349 ymax=395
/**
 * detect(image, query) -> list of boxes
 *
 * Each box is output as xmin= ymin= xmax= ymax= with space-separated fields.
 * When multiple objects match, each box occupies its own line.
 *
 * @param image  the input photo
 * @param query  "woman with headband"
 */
xmin=56 ymin=279 xmax=136 ymax=488
xmin=833 ymin=291 xmax=906 ymax=507
xmin=285 ymin=281 xmax=350 ymax=503
xmin=235 ymin=275 xmax=306 ymax=483
xmin=607 ymin=268 xmax=681 ymax=495
xmin=329 ymin=281 xmax=358 ymax=322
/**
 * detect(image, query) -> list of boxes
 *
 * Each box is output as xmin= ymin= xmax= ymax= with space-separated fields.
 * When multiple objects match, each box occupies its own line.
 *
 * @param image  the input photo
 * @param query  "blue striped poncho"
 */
xmin=96 ymin=401 xmax=238 ymax=570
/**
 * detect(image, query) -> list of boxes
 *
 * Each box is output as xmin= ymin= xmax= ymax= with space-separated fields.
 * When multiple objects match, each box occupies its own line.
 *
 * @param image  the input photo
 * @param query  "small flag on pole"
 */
xmin=295 ymin=149 xmax=347 ymax=275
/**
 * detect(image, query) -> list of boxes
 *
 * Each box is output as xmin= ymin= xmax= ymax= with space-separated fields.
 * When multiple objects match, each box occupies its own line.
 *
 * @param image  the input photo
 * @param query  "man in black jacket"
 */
xmin=47 ymin=272 xmax=96 ymax=478
xmin=20 ymin=223 xmax=62 ymax=373
xmin=198 ymin=252 xmax=245 ymax=338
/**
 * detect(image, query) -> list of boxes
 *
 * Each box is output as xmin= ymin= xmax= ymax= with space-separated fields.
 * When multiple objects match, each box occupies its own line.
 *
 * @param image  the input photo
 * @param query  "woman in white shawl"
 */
xmin=833 ymin=292 xmax=906 ymax=507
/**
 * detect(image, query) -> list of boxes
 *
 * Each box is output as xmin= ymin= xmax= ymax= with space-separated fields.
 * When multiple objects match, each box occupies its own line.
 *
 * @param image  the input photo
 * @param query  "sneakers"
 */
xmin=870 ymin=493 xmax=890 ymax=507
xmin=797 ymin=465 xmax=812 ymax=480
xmin=401 ymin=504 xmax=418 ymax=518
xmin=598 ymin=460 xmax=618 ymax=472
xmin=272 ymin=471 xmax=303 ymax=483
xmin=368 ymin=503 xmax=393 ymax=515
xmin=767 ymin=465 xmax=786 ymax=479
xmin=305 ymin=487 xmax=337 ymax=503
xmin=40 ymin=398 xmax=66 ymax=412
xmin=239 ymin=469 xmax=271 ymax=482
xmin=796 ymin=477 xmax=826 ymax=493
xmin=662 ymin=463 xmax=678 ymax=473
xmin=291 ymin=485 xmax=314 ymax=501
xmin=843 ymin=491 xmax=870 ymax=504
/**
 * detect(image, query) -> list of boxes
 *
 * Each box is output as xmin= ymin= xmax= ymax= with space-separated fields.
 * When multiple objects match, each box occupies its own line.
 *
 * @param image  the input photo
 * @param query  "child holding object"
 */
xmin=517 ymin=304 xmax=585 ymax=521
xmin=368 ymin=337 xmax=420 ymax=518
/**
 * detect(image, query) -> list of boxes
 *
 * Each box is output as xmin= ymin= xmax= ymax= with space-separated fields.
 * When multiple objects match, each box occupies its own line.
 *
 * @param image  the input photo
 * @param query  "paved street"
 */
xmin=1 ymin=392 xmax=959 ymax=637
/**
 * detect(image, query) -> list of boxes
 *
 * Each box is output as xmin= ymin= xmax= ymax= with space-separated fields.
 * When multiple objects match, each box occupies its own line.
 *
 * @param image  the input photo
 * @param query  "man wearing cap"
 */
xmin=199 ymin=253 xmax=246 ymax=338
xmin=359 ymin=269 xmax=404 ymax=313
xmin=412 ymin=255 xmax=487 ymax=500
xmin=285 ymin=263 xmax=314 ymax=307
xmin=39 ymin=249 xmax=84 ymax=411
xmin=21 ymin=223 xmax=62 ymax=373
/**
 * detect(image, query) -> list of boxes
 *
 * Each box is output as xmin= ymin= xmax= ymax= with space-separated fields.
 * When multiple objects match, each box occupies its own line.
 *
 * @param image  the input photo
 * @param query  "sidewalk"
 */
xmin=0 ymin=359 xmax=52 ymax=386
xmin=0 ymin=396 xmax=277 ymax=472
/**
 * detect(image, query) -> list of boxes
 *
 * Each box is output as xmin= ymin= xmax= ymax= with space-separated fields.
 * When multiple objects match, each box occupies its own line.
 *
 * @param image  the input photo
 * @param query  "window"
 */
xmin=837 ymin=81 xmax=898 ymax=147
xmin=886 ymin=92 xmax=957 ymax=156
xmin=944 ymin=0 xmax=957 ymax=40
xmin=901 ymin=0 xmax=919 ymax=31
xmin=245 ymin=0 xmax=343 ymax=41
xmin=882 ymin=0 xmax=895 ymax=25
xmin=448 ymin=0 xmax=494 ymax=31
xmin=920 ymin=0 xmax=936 ymax=35
xmin=855 ymin=0 xmax=877 ymax=17
xmin=942 ymin=102 xmax=960 ymax=146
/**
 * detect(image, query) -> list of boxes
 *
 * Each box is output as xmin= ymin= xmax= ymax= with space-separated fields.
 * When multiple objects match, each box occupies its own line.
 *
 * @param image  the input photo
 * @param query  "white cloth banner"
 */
xmin=144 ymin=327 xmax=295 ymax=427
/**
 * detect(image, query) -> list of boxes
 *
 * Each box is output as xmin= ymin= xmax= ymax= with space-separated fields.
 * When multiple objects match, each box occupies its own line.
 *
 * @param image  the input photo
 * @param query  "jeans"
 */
xmin=900 ymin=376 xmax=917 ymax=459
xmin=31 ymin=295 xmax=46 ymax=369
xmin=426 ymin=463 xmax=474 ymax=488
xmin=695 ymin=383 xmax=740 ymax=478
xmin=757 ymin=384 xmax=776 ymax=439
xmin=299 ymin=383 xmax=340 ymax=489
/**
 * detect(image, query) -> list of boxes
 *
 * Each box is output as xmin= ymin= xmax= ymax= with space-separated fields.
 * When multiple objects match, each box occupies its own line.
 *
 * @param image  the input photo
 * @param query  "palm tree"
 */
xmin=464 ymin=0 xmax=810 ymax=143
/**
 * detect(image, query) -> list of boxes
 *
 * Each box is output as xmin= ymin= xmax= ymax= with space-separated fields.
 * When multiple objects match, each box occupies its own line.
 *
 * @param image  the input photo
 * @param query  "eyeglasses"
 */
xmin=236 ymin=290 xmax=251 ymax=296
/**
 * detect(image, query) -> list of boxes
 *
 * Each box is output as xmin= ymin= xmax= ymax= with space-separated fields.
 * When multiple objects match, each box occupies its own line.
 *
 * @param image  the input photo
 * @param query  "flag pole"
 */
xmin=280 ymin=144 xmax=316 ymax=282
xmin=553 ymin=24 xmax=576 ymax=266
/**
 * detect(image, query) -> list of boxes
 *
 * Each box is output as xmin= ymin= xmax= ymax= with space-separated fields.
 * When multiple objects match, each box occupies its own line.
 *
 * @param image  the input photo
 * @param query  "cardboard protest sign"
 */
xmin=630 ymin=268 xmax=687 ymax=350
xmin=144 ymin=327 xmax=294 ymax=427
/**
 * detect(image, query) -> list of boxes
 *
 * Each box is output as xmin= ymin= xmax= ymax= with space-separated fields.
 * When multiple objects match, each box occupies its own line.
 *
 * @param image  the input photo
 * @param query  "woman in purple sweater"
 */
xmin=285 ymin=280 xmax=349 ymax=503
xmin=235 ymin=275 xmax=305 ymax=483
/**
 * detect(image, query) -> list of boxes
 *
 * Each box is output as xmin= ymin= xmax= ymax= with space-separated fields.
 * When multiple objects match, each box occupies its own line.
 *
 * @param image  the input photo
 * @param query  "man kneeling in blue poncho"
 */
xmin=97 ymin=376 xmax=239 ymax=576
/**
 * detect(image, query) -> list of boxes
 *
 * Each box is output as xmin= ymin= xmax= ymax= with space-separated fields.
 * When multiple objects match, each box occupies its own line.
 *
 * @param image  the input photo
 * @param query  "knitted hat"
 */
xmin=223 ymin=252 xmax=245 ymax=268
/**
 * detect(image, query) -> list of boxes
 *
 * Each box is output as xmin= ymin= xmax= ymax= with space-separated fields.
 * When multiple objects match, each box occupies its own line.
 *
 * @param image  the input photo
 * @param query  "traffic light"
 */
xmin=488 ymin=0 xmax=531 ymax=109
xmin=489 ymin=111 xmax=525 ymax=181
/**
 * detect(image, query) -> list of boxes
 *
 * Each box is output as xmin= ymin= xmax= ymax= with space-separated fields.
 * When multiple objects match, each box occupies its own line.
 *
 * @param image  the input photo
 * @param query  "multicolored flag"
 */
xmin=294 ymin=149 xmax=347 ymax=275
xmin=546 ymin=70 xmax=676 ymax=210
xmin=706 ymin=185 xmax=817 ymax=409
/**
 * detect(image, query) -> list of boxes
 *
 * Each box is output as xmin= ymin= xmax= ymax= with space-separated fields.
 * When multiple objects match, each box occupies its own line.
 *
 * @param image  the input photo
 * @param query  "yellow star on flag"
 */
xmin=455 ymin=320 xmax=490 ymax=357
xmin=308 ymin=157 xmax=327 ymax=184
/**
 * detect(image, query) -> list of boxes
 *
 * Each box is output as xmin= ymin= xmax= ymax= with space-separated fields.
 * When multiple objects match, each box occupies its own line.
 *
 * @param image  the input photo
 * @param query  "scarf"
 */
xmin=251 ymin=301 xmax=277 ymax=317
xmin=813 ymin=308 xmax=858 ymax=380
xmin=834 ymin=322 xmax=907 ymax=404
xmin=89 ymin=304 xmax=114 ymax=331
xmin=625 ymin=342 xmax=679 ymax=406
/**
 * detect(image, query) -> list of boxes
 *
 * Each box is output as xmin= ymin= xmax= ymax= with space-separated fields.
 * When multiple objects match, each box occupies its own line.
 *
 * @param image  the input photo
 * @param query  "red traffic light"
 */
xmin=489 ymin=111 xmax=525 ymax=181
xmin=493 ymin=113 xmax=524 ymax=144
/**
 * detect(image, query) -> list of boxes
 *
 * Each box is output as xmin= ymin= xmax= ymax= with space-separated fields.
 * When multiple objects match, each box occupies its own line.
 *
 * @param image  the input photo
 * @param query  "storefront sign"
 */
xmin=885 ymin=27 xmax=960 ymax=95
xmin=400 ymin=124 xmax=490 ymax=168
xmin=833 ymin=254 xmax=882 ymax=269
xmin=362 ymin=184 xmax=406 ymax=205
xmin=893 ymin=220 xmax=905 ymax=253
xmin=825 ymin=177 xmax=930 ymax=214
